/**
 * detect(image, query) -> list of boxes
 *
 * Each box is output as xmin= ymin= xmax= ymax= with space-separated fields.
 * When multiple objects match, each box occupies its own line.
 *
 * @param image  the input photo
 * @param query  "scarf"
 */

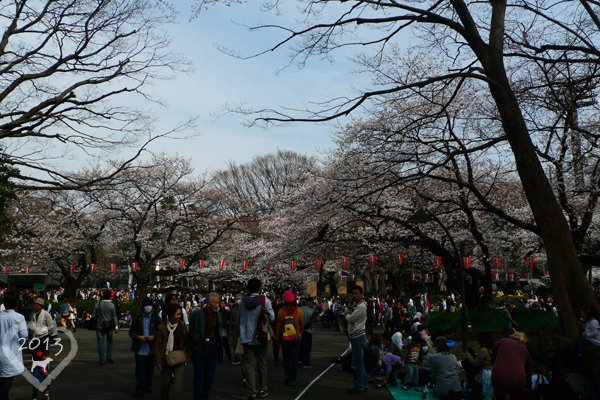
xmin=166 ymin=320 xmax=178 ymax=354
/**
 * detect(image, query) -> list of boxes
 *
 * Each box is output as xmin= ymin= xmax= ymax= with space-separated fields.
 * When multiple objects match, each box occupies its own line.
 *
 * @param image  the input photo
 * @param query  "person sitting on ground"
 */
xmin=402 ymin=339 xmax=421 ymax=390
xmin=576 ymin=304 xmax=600 ymax=355
xmin=463 ymin=332 xmax=493 ymax=399
xmin=390 ymin=331 xmax=403 ymax=355
xmin=428 ymin=337 xmax=462 ymax=399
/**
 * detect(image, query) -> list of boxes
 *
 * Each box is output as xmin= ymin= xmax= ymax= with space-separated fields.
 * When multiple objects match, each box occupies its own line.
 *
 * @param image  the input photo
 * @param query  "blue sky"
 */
xmin=145 ymin=2 xmax=369 ymax=172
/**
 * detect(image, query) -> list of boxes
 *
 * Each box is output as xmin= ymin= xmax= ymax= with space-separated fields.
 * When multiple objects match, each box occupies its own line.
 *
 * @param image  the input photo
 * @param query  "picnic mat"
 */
xmin=387 ymin=382 xmax=442 ymax=400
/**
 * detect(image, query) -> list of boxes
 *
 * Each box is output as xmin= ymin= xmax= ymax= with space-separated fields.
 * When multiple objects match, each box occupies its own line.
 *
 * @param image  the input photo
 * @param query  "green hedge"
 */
xmin=74 ymin=299 xmax=143 ymax=318
xmin=427 ymin=309 xmax=559 ymax=335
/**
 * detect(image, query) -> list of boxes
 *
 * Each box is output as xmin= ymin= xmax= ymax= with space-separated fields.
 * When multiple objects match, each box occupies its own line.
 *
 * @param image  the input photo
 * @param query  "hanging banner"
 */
xmin=291 ymin=260 xmax=297 ymax=271
xmin=220 ymin=259 xmax=226 ymax=271
xmin=342 ymin=256 xmax=349 ymax=270
xmin=530 ymin=256 xmax=535 ymax=269
xmin=180 ymin=258 xmax=186 ymax=271
xmin=369 ymin=255 xmax=377 ymax=268
xmin=133 ymin=262 xmax=138 ymax=272
xmin=243 ymin=260 xmax=249 ymax=272
xmin=71 ymin=263 xmax=75 ymax=274
xmin=111 ymin=263 xmax=116 ymax=274
xmin=199 ymin=259 xmax=205 ymax=269
xmin=436 ymin=256 xmax=442 ymax=268
xmin=267 ymin=263 xmax=272 ymax=273
xmin=462 ymin=257 xmax=472 ymax=269
xmin=26 ymin=264 xmax=31 ymax=274
xmin=3 ymin=265 xmax=8 ymax=275
xmin=496 ymin=257 xmax=502 ymax=269
xmin=91 ymin=263 xmax=97 ymax=273
xmin=399 ymin=253 xmax=405 ymax=265
xmin=317 ymin=259 xmax=323 ymax=270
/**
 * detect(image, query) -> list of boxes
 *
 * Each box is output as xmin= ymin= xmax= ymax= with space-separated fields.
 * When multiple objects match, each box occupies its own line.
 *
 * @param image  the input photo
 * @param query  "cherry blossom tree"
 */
xmin=195 ymin=0 xmax=600 ymax=337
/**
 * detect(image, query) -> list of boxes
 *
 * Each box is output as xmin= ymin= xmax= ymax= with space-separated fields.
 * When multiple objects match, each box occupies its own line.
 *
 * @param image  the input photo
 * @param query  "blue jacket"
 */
xmin=239 ymin=294 xmax=274 ymax=345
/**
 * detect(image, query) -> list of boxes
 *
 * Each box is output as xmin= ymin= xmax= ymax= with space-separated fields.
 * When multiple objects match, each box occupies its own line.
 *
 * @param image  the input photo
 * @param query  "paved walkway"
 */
xmin=9 ymin=327 xmax=393 ymax=400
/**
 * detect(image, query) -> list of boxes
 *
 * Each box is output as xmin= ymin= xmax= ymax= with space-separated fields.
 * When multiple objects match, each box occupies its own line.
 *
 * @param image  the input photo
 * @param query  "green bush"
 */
xmin=427 ymin=309 xmax=559 ymax=336
xmin=73 ymin=298 xmax=142 ymax=318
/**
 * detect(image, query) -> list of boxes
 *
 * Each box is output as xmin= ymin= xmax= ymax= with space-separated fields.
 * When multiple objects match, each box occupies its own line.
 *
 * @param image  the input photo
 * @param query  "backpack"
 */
xmin=60 ymin=303 xmax=70 ymax=316
xmin=282 ymin=309 xmax=300 ymax=342
xmin=256 ymin=296 xmax=274 ymax=343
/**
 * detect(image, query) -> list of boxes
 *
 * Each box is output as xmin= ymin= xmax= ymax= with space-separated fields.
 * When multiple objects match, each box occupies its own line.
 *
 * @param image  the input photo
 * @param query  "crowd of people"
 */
xmin=0 ymin=281 xmax=598 ymax=400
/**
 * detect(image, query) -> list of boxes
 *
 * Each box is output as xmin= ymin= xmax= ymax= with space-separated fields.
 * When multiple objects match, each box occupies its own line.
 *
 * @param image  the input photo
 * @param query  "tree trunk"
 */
xmin=63 ymin=278 xmax=78 ymax=299
xmin=486 ymin=63 xmax=598 ymax=338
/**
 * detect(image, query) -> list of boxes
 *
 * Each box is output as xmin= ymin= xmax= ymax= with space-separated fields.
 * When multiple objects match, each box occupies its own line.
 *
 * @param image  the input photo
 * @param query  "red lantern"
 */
xmin=342 ymin=256 xmax=349 ymax=269
xmin=180 ymin=258 xmax=185 ymax=271
xmin=291 ymin=260 xmax=297 ymax=271
xmin=369 ymin=255 xmax=377 ymax=268
xmin=399 ymin=253 xmax=405 ymax=265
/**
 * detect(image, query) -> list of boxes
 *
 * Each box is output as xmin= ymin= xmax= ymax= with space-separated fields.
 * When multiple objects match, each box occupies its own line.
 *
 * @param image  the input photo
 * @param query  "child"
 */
xmin=32 ymin=350 xmax=52 ymax=400
xmin=402 ymin=340 xmax=421 ymax=390
xmin=379 ymin=351 xmax=403 ymax=387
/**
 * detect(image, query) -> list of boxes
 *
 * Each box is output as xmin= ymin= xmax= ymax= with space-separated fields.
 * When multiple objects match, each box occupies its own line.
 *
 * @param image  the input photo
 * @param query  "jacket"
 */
xmin=239 ymin=294 xmax=274 ymax=345
xmin=345 ymin=300 xmax=367 ymax=339
xmin=129 ymin=312 xmax=162 ymax=355
xmin=29 ymin=309 xmax=57 ymax=338
xmin=188 ymin=306 xmax=224 ymax=362
xmin=276 ymin=305 xmax=304 ymax=342
xmin=155 ymin=320 xmax=191 ymax=370
xmin=94 ymin=300 xmax=118 ymax=327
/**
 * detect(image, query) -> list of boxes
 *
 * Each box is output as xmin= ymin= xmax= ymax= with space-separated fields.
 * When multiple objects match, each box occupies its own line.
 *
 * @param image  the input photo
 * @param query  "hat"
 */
xmin=33 ymin=298 xmax=45 ymax=306
xmin=283 ymin=290 xmax=296 ymax=303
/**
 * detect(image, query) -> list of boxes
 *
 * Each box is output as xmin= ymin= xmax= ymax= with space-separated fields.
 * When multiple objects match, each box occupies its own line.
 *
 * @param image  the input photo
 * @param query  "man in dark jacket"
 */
xmin=189 ymin=292 xmax=224 ymax=400
xmin=129 ymin=298 xmax=161 ymax=397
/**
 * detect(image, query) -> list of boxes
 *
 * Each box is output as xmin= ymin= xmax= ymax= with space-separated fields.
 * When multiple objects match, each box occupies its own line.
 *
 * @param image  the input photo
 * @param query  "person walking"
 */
xmin=275 ymin=290 xmax=304 ymax=386
xmin=156 ymin=304 xmax=191 ymax=400
xmin=189 ymin=292 xmax=223 ymax=400
xmin=492 ymin=332 xmax=532 ymax=400
xmin=229 ymin=294 xmax=243 ymax=365
xmin=299 ymin=298 xmax=317 ymax=368
xmin=502 ymin=303 xmax=518 ymax=337
xmin=29 ymin=297 xmax=57 ymax=340
xmin=94 ymin=290 xmax=118 ymax=365
xmin=219 ymin=298 xmax=233 ymax=362
xmin=345 ymin=285 xmax=368 ymax=394
xmin=239 ymin=278 xmax=275 ymax=400
xmin=162 ymin=293 xmax=189 ymax=325
xmin=29 ymin=297 xmax=57 ymax=400
xmin=0 ymin=293 xmax=28 ymax=400
xmin=129 ymin=299 xmax=161 ymax=397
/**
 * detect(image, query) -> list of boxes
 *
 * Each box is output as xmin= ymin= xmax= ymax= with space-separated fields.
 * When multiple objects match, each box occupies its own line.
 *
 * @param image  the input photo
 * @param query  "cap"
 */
xmin=283 ymin=290 xmax=296 ymax=303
